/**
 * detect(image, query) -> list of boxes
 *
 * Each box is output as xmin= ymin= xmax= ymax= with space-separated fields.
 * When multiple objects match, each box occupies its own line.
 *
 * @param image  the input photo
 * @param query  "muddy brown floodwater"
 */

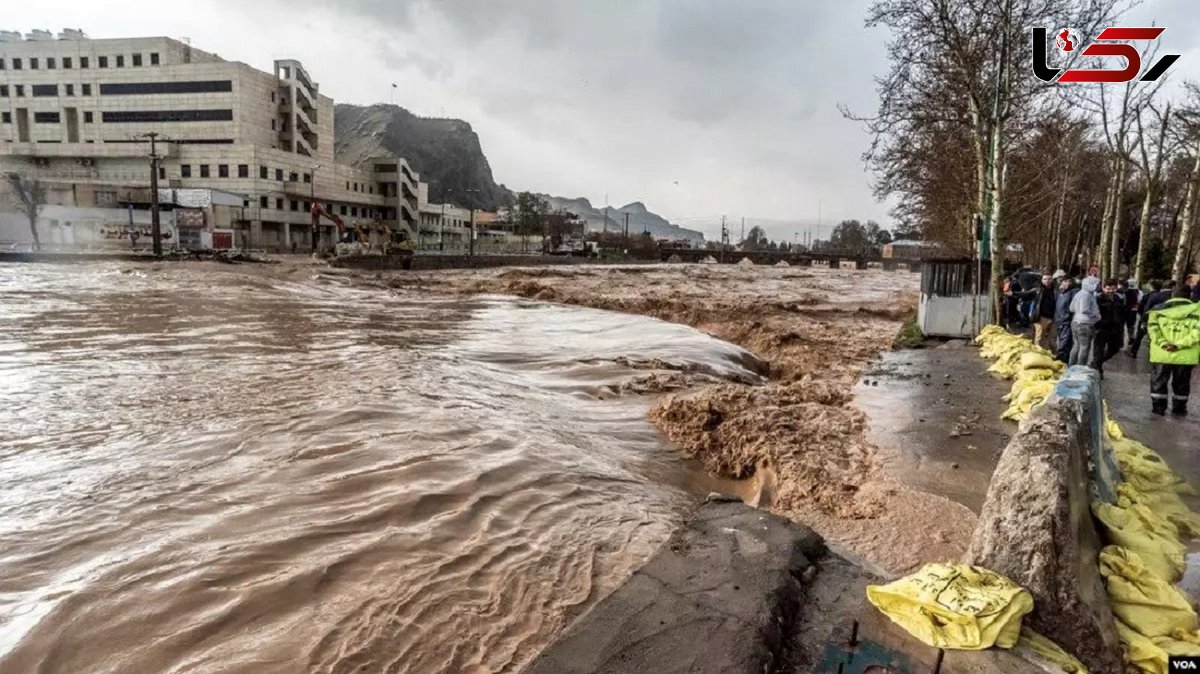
xmin=0 ymin=261 xmax=759 ymax=673
xmin=373 ymin=263 xmax=978 ymax=576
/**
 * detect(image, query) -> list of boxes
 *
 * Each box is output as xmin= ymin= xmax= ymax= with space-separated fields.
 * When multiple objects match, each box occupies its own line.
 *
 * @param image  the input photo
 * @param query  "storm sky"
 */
xmin=8 ymin=0 xmax=1200 ymax=241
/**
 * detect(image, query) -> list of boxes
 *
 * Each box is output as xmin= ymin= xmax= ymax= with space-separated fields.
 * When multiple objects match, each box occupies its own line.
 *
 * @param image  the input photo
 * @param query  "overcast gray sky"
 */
xmin=9 ymin=0 xmax=1200 ymax=241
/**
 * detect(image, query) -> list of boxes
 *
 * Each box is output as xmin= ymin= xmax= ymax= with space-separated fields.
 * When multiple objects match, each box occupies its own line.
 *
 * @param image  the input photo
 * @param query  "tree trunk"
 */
xmin=1133 ymin=184 xmax=1154 ymax=284
xmin=1108 ymin=160 xmax=1127 ymax=278
xmin=988 ymin=120 xmax=1006 ymax=325
xmin=1098 ymin=162 xmax=1118 ymax=277
xmin=1172 ymin=142 xmax=1200 ymax=281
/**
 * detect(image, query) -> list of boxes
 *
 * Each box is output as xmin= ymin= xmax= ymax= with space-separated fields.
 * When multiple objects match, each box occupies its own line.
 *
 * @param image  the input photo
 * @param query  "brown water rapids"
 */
xmin=0 ymin=262 xmax=761 ymax=673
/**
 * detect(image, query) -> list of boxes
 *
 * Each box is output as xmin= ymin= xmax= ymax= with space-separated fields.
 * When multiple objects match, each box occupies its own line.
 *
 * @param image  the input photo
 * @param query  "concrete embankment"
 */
xmin=964 ymin=366 xmax=1123 ymax=673
xmin=525 ymin=497 xmax=825 ymax=674
xmin=332 ymin=253 xmax=617 ymax=271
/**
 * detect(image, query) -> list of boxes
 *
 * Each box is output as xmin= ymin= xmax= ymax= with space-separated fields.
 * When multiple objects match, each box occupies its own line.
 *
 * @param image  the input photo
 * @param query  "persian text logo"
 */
xmin=1032 ymin=26 xmax=1180 ymax=83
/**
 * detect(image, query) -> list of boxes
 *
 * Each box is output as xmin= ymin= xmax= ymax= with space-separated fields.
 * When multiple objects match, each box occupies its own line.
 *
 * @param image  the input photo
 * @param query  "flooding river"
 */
xmin=0 ymin=262 xmax=760 ymax=673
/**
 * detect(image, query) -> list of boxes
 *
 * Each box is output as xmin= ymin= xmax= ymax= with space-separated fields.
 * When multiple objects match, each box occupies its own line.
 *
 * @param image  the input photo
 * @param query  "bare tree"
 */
xmin=848 ymin=0 xmax=1124 ymax=323
xmin=1131 ymin=103 xmax=1176 ymax=283
xmin=5 ymin=172 xmax=44 ymax=251
xmin=1172 ymin=85 xmax=1200 ymax=281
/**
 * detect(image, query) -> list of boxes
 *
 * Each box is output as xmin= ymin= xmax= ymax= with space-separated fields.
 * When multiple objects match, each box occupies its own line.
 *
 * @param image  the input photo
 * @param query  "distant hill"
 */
xmin=334 ymin=103 xmax=704 ymax=242
xmin=541 ymin=196 xmax=704 ymax=243
xmin=334 ymin=103 xmax=511 ymax=211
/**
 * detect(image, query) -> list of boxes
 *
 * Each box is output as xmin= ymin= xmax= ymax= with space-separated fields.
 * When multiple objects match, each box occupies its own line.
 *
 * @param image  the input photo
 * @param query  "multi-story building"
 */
xmin=0 ymin=29 xmax=420 ymax=251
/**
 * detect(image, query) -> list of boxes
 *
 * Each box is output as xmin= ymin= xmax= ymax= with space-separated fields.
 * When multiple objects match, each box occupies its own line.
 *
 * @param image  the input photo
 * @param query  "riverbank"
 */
xmin=353 ymin=263 xmax=978 ymax=575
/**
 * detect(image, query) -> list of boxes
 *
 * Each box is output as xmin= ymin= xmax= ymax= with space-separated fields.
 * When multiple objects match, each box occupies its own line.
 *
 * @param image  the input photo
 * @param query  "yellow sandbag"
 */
xmin=1093 ymin=504 xmax=1186 ymax=582
xmin=1116 ymin=619 xmax=1169 ymax=674
xmin=1019 ymin=352 xmax=1062 ymax=372
xmin=1017 ymin=367 xmax=1059 ymax=383
xmin=1113 ymin=438 xmax=1196 ymax=496
xmin=866 ymin=563 xmax=1033 ymax=650
xmin=1099 ymin=546 xmax=1196 ymax=639
xmin=1117 ymin=483 xmax=1200 ymax=540
xmin=1018 ymin=628 xmax=1090 ymax=673
xmin=1002 ymin=380 xmax=1056 ymax=420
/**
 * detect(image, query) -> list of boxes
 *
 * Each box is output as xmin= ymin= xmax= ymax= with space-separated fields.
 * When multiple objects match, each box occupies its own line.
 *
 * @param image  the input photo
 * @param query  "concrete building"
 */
xmin=415 ymin=181 xmax=474 ymax=249
xmin=0 ymin=30 xmax=420 ymax=251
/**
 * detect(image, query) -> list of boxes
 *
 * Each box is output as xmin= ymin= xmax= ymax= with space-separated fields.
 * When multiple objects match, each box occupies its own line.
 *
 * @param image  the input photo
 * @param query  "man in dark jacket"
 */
xmin=1121 ymin=279 xmax=1141 ymax=346
xmin=1129 ymin=280 xmax=1170 ymax=356
xmin=1031 ymin=271 xmax=1059 ymax=350
xmin=1054 ymin=276 xmax=1079 ymax=362
xmin=1093 ymin=278 xmax=1127 ymax=376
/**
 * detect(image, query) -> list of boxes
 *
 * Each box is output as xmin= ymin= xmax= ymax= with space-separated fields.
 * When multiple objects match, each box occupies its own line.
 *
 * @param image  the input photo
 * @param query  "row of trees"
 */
xmin=848 ymin=0 xmax=1200 ymax=317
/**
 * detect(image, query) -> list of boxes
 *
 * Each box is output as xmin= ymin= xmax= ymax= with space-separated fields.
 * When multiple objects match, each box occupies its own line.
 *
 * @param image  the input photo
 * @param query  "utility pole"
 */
xmin=469 ymin=207 xmax=476 ymax=256
xmin=143 ymin=132 xmax=163 ymax=257
xmin=440 ymin=201 xmax=446 ymax=251
xmin=740 ymin=217 xmax=745 ymax=245
xmin=624 ymin=212 xmax=629 ymax=243
xmin=720 ymin=215 xmax=729 ymax=264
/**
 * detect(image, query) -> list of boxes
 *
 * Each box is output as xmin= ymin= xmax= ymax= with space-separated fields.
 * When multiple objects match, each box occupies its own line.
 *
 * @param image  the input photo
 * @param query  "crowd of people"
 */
xmin=1002 ymin=269 xmax=1200 ymax=416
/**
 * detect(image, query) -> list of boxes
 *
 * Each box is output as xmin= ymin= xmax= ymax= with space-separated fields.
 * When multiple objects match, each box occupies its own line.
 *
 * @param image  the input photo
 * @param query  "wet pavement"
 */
xmin=854 ymin=342 xmax=1014 ymax=514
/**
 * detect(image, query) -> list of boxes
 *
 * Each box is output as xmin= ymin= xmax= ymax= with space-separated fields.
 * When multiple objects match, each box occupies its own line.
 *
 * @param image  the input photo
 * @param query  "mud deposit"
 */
xmin=372 ymin=264 xmax=978 ymax=575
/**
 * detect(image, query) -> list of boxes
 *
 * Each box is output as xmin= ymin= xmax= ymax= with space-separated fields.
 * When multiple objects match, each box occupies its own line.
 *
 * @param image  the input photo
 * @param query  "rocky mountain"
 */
xmin=541 ymin=196 xmax=704 ymax=243
xmin=334 ymin=103 xmax=703 ymax=242
xmin=334 ymin=103 xmax=511 ymax=211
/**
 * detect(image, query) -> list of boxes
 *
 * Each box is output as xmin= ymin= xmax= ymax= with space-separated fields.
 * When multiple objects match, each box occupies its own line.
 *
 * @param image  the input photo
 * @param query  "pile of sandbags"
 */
xmin=975 ymin=327 xmax=1065 ymax=421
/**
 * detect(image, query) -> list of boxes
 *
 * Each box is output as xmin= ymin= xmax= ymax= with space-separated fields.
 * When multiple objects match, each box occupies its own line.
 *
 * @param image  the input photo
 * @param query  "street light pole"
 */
xmin=310 ymin=163 xmax=321 ymax=253
xmin=147 ymin=133 xmax=163 ymax=257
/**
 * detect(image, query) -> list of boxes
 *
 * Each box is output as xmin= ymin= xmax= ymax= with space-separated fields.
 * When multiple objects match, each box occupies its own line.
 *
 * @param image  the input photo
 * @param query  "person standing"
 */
xmin=1093 ymin=279 xmax=1127 ymax=376
xmin=1121 ymin=279 xmax=1141 ymax=346
xmin=1147 ymin=285 xmax=1200 ymax=416
xmin=1129 ymin=280 xmax=1170 ymax=356
xmin=1069 ymin=276 xmax=1101 ymax=367
xmin=1054 ymin=275 xmax=1079 ymax=362
xmin=1032 ymin=271 xmax=1059 ymax=350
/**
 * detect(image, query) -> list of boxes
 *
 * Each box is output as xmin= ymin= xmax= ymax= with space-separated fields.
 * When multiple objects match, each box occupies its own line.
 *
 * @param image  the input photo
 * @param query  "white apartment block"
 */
xmin=0 ymin=29 xmax=420 ymax=251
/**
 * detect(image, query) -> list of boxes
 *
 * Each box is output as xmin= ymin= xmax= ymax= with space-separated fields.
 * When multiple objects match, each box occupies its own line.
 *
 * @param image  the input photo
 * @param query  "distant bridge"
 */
xmin=659 ymin=248 xmax=923 ymax=270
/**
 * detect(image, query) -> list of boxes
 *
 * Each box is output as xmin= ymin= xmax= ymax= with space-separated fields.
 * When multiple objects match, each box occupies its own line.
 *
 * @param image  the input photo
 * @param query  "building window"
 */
xmin=84 ymin=111 xmax=93 ymax=123
xmin=275 ymin=168 xmax=283 ymax=181
xmin=339 ymin=205 xmax=347 ymax=215
xmin=1 ymin=112 xmax=10 ymax=124
xmin=63 ymin=57 xmax=72 ymax=69
xmin=290 ymin=200 xmax=298 ymax=211
xmin=32 ymin=84 xmax=57 ymax=97
xmin=259 ymin=165 xmax=268 ymax=179
xmin=98 ymin=56 xmax=108 ymax=68
xmin=158 ymin=167 xmax=166 ymax=179
xmin=99 ymin=80 xmax=232 ymax=96
xmin=101 ymin=109 xmax=234 ymax=123
xmin=96 ymin=191 xmax=117 ymax=207
xmin=276 ymin=198 xmax=283 ymax=210
xmin=302 ymin=173 xmax=311 ymax=183
xmin=270 ymin=91 xmax=276 ymax=102
xmin=132 ymin=54 xmax=142 ymax=67
xmin=47 ymin=57 xmax=56 ymax=69
xmin=271 ymin=119 xmax=276 ymax=130
xmin=200 ymin=165 xmax=210 ymax=178
xmin=237 ymin=164 xmax=248 ymax=178
xmin=30 ymin=58 xmax=38 ymax=70
xmin=218 ymin=164 xmax=229 ymax=178
xmin=0 ymin=57 xmax=5 ymax=70
xmin=181 ymin=164 xmax=191 ymax=177
xmin=351 ymin=207 xmax=358 ymax=217
xmin=150 ymin=53 xmax=159 ymax=65
xmin=303 ymin=201 xmax=310 ymax=211
xmin=345 ymin=181 xmax=350 ymax=190
xmin=0 ymin=85 xmax=7 ymax=97
xmin=12 ymin=58 xmax=22 ymax=70
xmin=116 ymin=55 xmax=125 ymax=68
xmin=15 ymin=85 xmax=25 ymax=97
xmin=34 ymin=112 xmax=60 ymax=124
xmin=369 ymin=186 xmax=374 ymax=194
xmin=288 ymin=171 xmax=298 ymax=182
xmin=80 ymin=56 xmax=89 ymax=69
xmin=66 ymin=84 xmax=74 ymax=96
xmin=81 ymin=83 xmax=92 ymax=96
xmin=259 ymin=196 xmax=267 ymax=208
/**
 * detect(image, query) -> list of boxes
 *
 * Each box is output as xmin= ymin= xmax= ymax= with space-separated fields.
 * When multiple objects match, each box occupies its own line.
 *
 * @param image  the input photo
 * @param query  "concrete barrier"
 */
xmin=525 ymin=498 xmax=825 ymax=674
xmin=964 ymin=367 xmax=1123 ymax=674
